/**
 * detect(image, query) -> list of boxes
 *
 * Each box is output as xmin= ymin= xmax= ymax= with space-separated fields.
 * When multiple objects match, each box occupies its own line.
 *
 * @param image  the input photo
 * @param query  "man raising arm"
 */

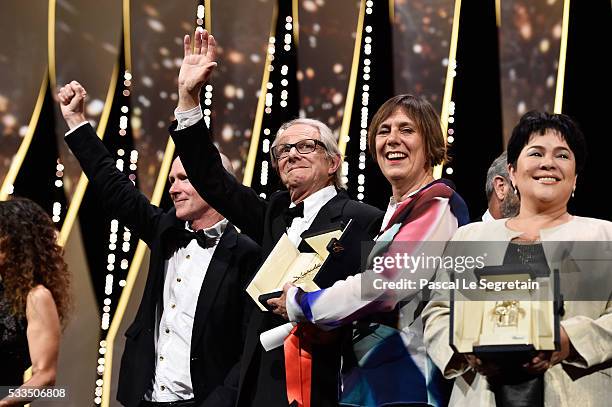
xmin=58 ymin=81 xmax=260 ymax=407
xmin=169 ymin=29 xmax=383 ymax=407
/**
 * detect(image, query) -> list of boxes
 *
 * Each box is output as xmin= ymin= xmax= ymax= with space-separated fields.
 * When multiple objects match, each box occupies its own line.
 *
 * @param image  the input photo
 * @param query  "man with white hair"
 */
xmin=169 ymin=30 xmax=383 ymax=406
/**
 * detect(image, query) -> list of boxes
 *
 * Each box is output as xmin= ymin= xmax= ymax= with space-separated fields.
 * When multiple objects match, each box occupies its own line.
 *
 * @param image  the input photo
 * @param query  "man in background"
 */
xmin=482 ymin=151 xmax=520 ymax=221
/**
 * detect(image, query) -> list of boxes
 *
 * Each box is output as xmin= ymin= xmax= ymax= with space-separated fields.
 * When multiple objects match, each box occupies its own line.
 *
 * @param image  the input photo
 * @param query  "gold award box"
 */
xmin=246 ymin=228 xmax=343 ymax=311
xmin=451 ymin=265 xmax=561 ymax=354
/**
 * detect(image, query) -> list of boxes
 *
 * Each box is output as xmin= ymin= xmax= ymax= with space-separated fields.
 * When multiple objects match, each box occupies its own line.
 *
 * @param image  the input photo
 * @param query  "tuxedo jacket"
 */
xmin=170 ymin=119 xmax=384 ymax=406
xmin=65 ymin=124 xmax=261 ymax=407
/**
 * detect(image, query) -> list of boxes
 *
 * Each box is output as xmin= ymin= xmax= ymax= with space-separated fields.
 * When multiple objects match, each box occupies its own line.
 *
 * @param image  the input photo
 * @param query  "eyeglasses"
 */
xmin=271 ymin=138 xmax=326 ymax=160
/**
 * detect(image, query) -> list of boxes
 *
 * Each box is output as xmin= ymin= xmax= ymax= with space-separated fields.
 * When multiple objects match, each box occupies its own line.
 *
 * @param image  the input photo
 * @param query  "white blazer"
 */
xmin=423 ymin=216 xmax=612 ymax=407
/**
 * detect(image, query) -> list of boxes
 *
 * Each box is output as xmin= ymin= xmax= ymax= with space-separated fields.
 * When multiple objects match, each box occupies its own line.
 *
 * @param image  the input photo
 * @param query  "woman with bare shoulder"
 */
xmin=0 ymin=198 xmax=72 ymax=407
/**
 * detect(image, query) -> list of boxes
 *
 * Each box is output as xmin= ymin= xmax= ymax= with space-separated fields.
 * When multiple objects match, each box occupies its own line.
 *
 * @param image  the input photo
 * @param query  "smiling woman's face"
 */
xmin=374 ymin=108 xmax=430 ymax=190
xmin=509 ymin=129 xmax=577 ymax=209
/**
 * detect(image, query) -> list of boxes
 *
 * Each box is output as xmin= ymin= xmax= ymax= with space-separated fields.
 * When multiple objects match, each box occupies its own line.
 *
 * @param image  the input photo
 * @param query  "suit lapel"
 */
xmin=271 ymin=214 xmax=287 ymax=242
xmin=237 ymin=308 xmax=265 ymax=397
xmin=152 ymin=210 xmax=185 ymax=312
xmin=257 ymin=192 xmax=289 ymax=254
xmin=190 ymin=225 xmax=237 ymax=349
xmin=298 ymin=191 xmax=347 ymax=249
xmin=311 ymin=190 xmax=347 ymax=228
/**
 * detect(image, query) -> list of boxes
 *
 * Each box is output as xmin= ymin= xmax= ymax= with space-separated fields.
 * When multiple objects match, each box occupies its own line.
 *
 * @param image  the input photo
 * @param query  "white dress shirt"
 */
xmin=285 ymin=185 xmax=337 ymax=246
xmin=174 ymin=105 xmax=205 ymax=131
xmin=481 ymin=209 xmax=495 ymax=222
xmin=65 ymin=120 xmax=90 ymax=136
xmin=149 ymin=218 xmax=228 ymax=401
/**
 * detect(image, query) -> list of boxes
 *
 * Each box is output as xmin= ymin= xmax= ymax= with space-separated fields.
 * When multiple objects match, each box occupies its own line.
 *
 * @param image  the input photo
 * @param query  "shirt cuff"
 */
xmin=174 ymin=105 xmax=203 ymax=130
xmin=64 ymin=121 xmax=90 ymax=136
xmin=286 ymin=286 xmax=306 ymax=322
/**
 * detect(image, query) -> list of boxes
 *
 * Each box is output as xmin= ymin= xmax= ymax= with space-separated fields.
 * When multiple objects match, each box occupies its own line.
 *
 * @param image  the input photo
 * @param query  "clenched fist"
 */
xmin=57 ymin=81 xmax=87 ymax=129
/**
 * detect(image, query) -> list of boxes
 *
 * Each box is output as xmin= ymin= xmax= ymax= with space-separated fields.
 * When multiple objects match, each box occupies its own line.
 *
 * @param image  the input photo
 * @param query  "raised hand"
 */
xmin=177 ymin=28 xmax=217 ymax=110
xmin=57 ymin=81 xmax=87 ymax=129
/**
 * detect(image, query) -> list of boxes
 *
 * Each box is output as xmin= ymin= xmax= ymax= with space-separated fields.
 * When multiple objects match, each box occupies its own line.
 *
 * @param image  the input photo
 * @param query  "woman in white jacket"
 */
xmin=423 ymin=111 xmax=612 ymax=406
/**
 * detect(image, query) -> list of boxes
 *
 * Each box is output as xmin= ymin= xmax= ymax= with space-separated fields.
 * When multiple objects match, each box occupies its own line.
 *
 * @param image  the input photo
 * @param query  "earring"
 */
xmin=513 ymin=186 xmax=518 ymax=195
xmin=572 ymin=190 xmax=575 ymax=198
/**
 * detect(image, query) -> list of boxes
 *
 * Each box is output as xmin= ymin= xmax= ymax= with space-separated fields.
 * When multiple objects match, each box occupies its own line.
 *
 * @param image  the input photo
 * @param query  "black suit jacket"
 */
xmin=170 ymin=119 xmax=383 ymax=407
xmin=65 ymin=124 xmax=261 ymax=407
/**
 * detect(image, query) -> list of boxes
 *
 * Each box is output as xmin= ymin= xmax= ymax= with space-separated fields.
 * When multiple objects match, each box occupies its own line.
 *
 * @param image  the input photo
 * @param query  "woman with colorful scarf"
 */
xmin=270 ymin=94 xmax=469 ymax=406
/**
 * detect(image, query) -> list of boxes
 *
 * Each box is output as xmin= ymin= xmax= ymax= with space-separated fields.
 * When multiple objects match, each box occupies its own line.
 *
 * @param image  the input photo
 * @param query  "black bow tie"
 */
xmin=165 ymin=226 xmax=216 ymax=254
xmin=283 ymin=202 xmax=305 ymax=226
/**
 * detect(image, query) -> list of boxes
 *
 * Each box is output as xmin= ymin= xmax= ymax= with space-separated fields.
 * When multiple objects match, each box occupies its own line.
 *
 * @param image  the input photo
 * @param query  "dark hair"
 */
xmin=0 ymin=198 xmax=72 ymax=326
xmin=368 ymin=94 xmax=447 ymax=168
xmin=507 ymin=111 xmax=587 ymax=174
